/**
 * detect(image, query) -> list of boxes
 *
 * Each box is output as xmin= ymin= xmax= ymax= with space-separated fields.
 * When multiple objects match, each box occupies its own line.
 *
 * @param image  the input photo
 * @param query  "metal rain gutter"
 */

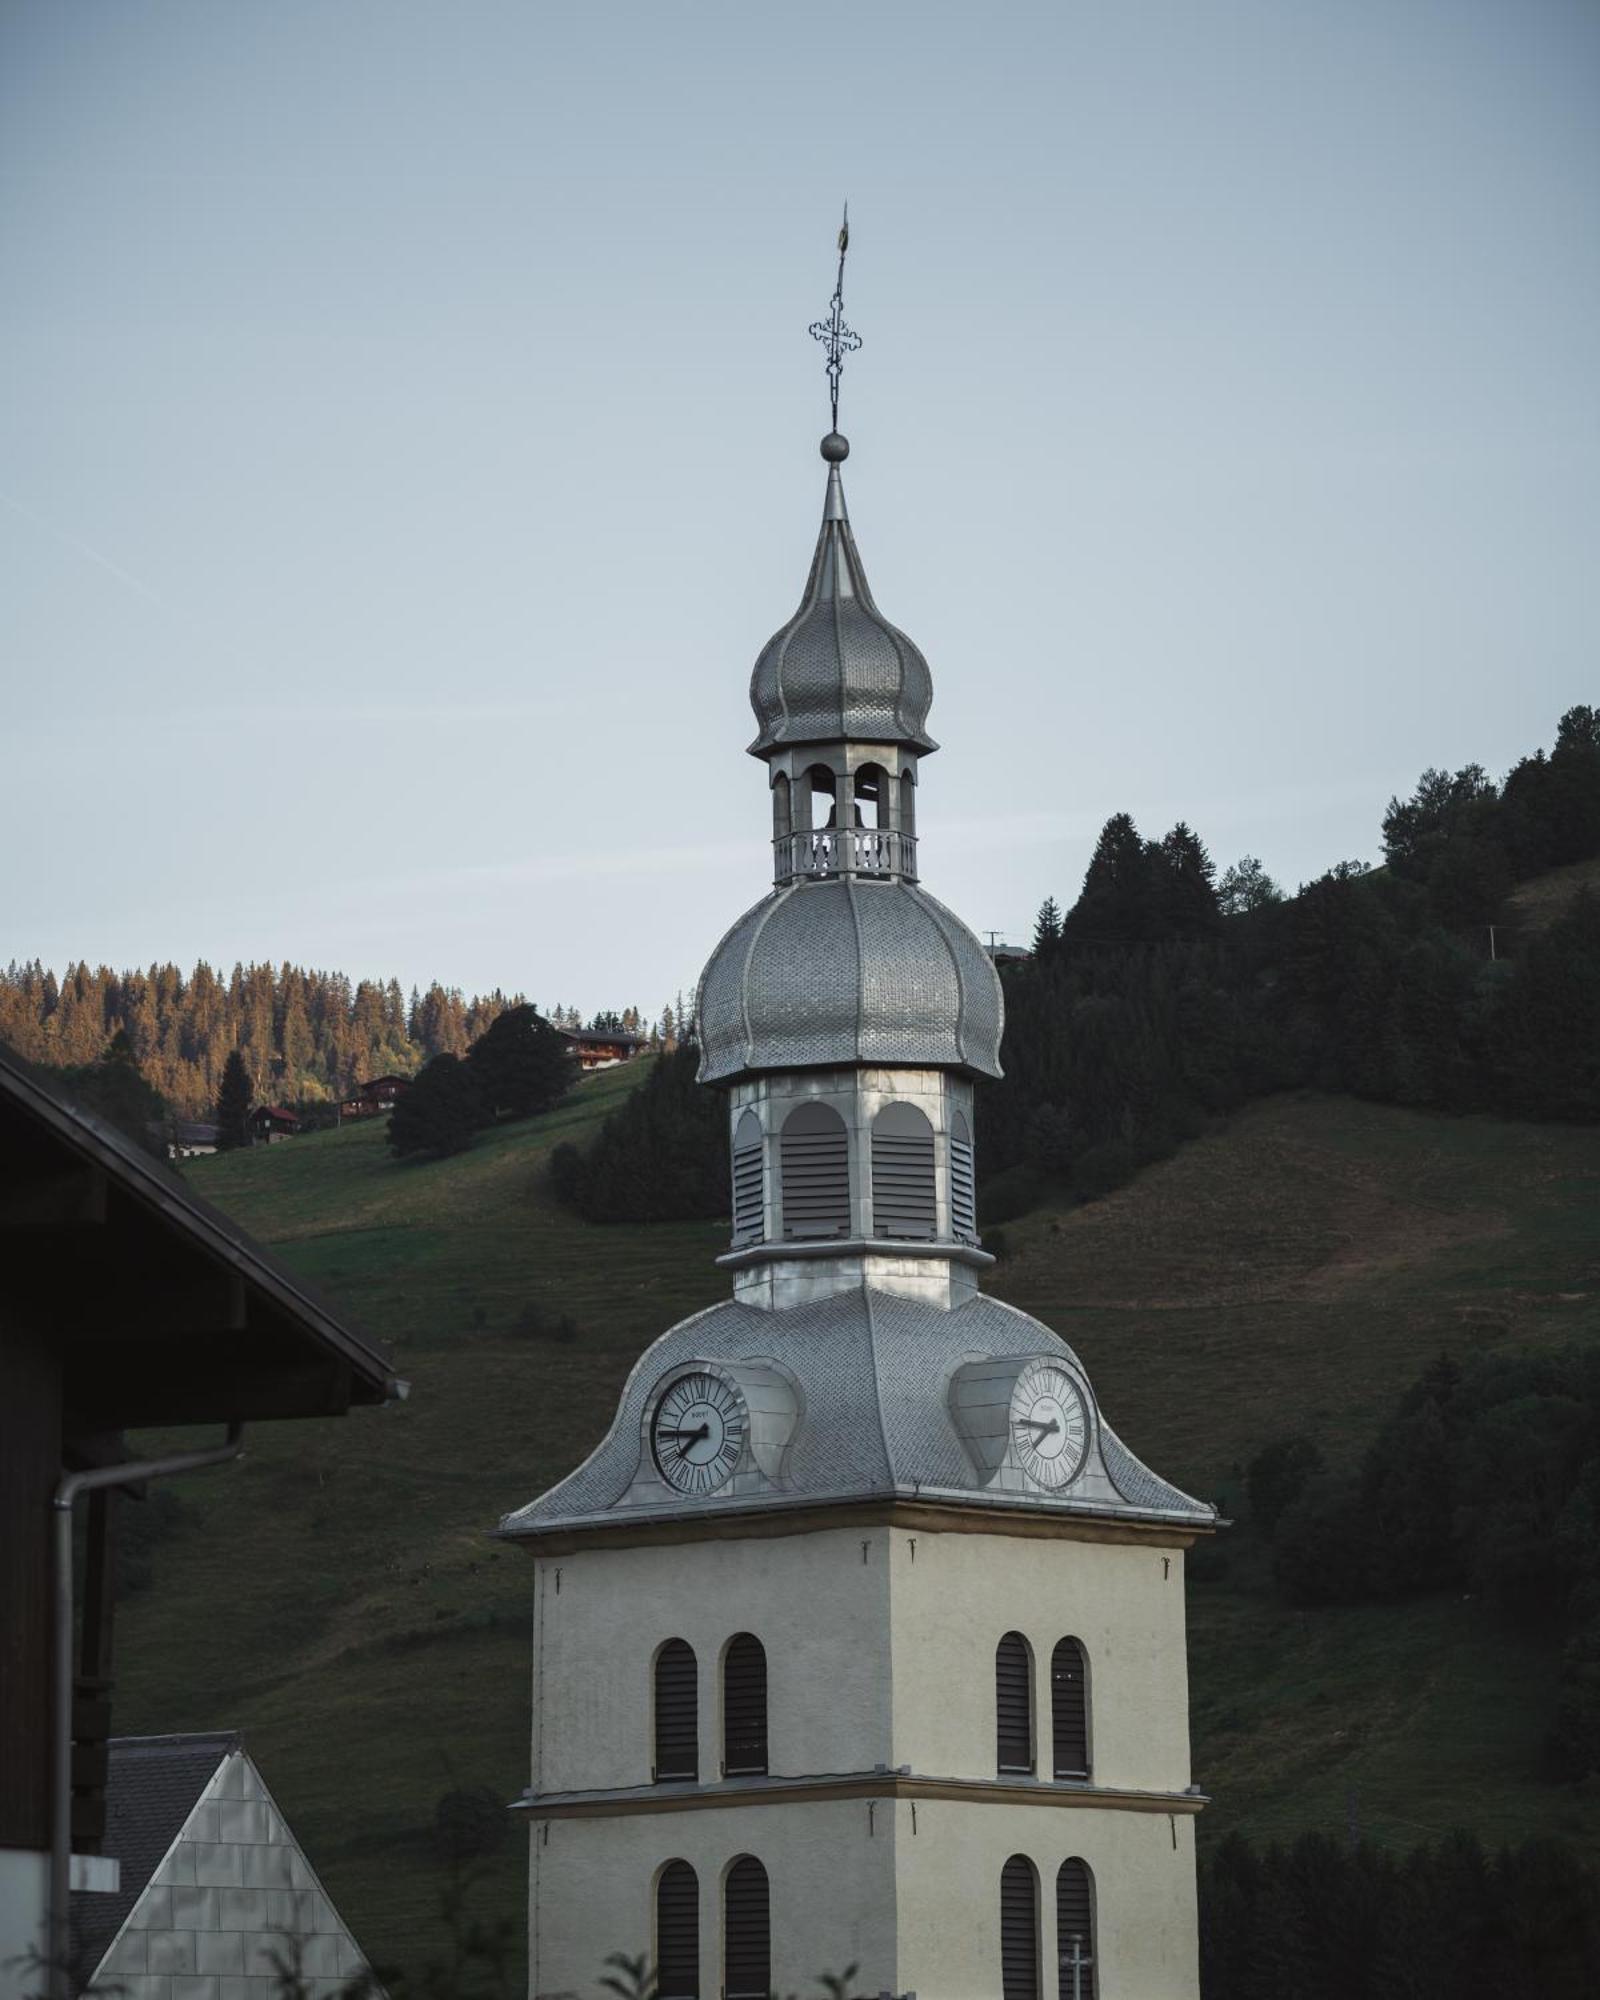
xmin=49 ymin=1425 xmax=245 ymax=2000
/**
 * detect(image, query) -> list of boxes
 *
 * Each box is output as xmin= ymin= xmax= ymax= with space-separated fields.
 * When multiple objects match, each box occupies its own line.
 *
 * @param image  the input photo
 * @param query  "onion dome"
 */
xmin=747 ymin=440 xmax=937 ymax=758
xmin=697 ymin=875 xmax=1004 ymax=1085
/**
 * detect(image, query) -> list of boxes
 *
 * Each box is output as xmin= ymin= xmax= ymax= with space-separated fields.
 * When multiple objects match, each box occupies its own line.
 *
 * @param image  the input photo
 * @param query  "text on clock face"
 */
xmin=651 ymin=1369 xmax=747 ymax=1495
xmin=1010 ymin=1365 xmax=1090 ymax=1489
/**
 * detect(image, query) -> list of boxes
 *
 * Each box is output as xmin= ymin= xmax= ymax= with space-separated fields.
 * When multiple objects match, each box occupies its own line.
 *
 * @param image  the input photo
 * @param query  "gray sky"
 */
xmin=4 ymin=0 xmax=1596 ymax=1018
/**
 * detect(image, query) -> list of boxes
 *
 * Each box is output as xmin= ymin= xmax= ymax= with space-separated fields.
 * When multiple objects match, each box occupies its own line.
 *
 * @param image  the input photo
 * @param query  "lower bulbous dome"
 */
xmin=697 ymin=876 xmax=1005 ymax=1085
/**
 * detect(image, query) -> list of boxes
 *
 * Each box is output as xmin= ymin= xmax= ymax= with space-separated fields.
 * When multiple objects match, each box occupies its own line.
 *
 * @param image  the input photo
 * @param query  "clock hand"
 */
xmin=674 ymin=1423 xmax=711 ymax=1459
xmin=1014 ymin=1418 xmax=1060 ymax=1438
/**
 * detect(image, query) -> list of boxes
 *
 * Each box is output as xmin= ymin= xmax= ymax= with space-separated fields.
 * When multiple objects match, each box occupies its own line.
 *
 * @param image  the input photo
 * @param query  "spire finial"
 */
xmin=809 ymin=204 xmax=860 ymax=452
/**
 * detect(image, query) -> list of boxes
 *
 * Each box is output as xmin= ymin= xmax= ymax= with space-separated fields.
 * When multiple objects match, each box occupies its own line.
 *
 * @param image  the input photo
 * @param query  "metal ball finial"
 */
xmin=820 ymin=432 xmax=850 ymax=463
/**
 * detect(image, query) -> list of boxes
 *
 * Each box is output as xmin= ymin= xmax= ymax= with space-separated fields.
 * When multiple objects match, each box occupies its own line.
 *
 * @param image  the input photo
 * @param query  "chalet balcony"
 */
xmin=773 ymin=826 xmax=918 ymax=884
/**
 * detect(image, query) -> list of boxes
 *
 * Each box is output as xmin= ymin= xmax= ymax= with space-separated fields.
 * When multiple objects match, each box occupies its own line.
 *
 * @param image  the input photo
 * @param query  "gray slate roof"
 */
xmin=748 ymin=463 xmax=937 ymax=757
xmin=70 ymin=1732 xmax=239 ymax=1981
xmin=697 ymin=876 xmax=1005 ymax=1084
xmin=498 ymin=1287 xmax=1213 ymax=1538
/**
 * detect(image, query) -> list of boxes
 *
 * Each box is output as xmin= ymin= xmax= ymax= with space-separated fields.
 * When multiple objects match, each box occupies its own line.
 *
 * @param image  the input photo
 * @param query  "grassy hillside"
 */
xmin=118 ymin=1072 xmax=1599 ymax=1980
xmin=1507 ymin=850 xmax=1600 ymax=931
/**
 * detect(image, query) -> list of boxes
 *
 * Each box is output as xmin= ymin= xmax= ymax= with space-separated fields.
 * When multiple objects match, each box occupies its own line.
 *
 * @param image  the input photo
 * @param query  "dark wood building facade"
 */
xmin=0 ymin=1049 xmax=402 ymax=1997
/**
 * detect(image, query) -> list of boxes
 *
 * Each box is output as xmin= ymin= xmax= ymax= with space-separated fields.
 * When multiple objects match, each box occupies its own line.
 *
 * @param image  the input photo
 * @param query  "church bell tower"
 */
xmin=501 ymin=224 xmax=1215 ymax=2000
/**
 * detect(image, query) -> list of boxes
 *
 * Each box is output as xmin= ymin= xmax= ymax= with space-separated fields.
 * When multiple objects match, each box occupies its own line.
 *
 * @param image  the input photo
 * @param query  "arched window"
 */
xmin=872 ymin=1102 xmax=937 ymax=1240
xmin=1000 ymin=1854 xmax=1040 ymax=2000
xmin=899 ymin=767 xmax=916 ymax=839
xmin=653 ymin=1640 xmax=698 ymax=1782
xmin=995 ymin=1632 xmax=1033 ymax=1774
xmin=722 ymin=1633 xmax=768 ymax=1776
xmin=854 ymin=761 xmax=885 ymax=828
xmin=781 ymin=1101 xmax=851 ymax=1241
xmin=1051 ymin=1638 xmax=1090 ymax=1779
xmin=731 ymin=1110 xmax=764 ymax=1248
xmin=1056 ymin=1860 xmax=1096 ymax=1999
xmin=656 ymin=1860 xmax=700 ymax=1999
xmin=772 ymin=771 xmax=791 ymax=841
xmin=723 ymin=1855 xmax=771 ymax=2000
xmin=802 ymin=763 xmax=837 ymax=831
xmin=950 ymin=1108 xmax=977 ymax=1243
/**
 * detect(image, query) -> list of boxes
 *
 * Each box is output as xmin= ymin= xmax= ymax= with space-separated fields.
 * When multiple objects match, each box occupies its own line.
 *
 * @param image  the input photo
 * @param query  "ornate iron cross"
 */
xmin=809 ymin=206 xmax=861 ymax=432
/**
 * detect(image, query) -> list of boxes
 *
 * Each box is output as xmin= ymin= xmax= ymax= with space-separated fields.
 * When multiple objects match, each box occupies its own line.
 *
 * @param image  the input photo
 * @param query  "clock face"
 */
xmin=1010 ymin=1362 xmax=1089 ymax=1490
xmin=651 ymin=1369 xmax=747 ymax=1496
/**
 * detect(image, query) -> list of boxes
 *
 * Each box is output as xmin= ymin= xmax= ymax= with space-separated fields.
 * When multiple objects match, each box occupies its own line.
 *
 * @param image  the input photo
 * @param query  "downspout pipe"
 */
xmin=50 ymin=1425 xmax=244 ymax=2000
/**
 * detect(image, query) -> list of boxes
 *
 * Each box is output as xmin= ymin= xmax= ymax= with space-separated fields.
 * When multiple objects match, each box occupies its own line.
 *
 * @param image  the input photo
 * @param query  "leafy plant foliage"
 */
xmin=551 ymin=1040 xmax=728 ymax=1222
xmin=1199 ymin=1829 xmax=1600 ymax=1998
xmin=1259 ymin=1345 xmax=1600 ymax=1781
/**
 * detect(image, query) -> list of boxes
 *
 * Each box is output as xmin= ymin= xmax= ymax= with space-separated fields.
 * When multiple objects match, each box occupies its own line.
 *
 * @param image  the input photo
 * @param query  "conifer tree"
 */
xmin=215 ymin=1048 xmax=253 ymax=1150
xmin=1063 ymin=812 xmax=1154 ymax=945
xmin=1031 ymin=896 xmax=1063 ymax=956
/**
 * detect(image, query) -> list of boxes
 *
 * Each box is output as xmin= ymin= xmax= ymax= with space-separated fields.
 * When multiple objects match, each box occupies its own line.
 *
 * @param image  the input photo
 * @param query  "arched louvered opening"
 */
xmin=872 ymin=1101 xmax=937 ymax=1240
xmin=722 ymin=1633 xmax=768 ymax=1776
xmin=950 ymin=1108 xmax=977 ymax=1244
xmin=731 ymin=1110 xmax=764 ymax=1248
xmin=781 ymin=1100 xmax=851 ymax=1241
xmin=1051 ymin=1638 xmax=1090 ymax=1779
xmin=1000 ymin=1854 xmax=1040 ymax=2000
xmin=653 ymin=1640 xmax=698 ymax=1782
xmin=899 ymin=767 xmax=916 ymax=837
xmin=772 ymin=771 xmax=791 ymax=841
xmin=723 ymin=1855 xmax=771 ymax=2000
xmin=656 ymin=1859 xmax=700 ymax=1999
xmin=996 ymin=1631 xmax=1034 ymax=1774
xmin=1056 ymin=1859 xmax=1097 ymax=2000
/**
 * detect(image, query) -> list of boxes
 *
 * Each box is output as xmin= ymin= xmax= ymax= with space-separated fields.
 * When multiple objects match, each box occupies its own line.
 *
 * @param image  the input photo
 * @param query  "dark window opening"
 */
xmin=723 ymin=1855 xmax=771 ymax=2000
xmin=1051 ymin=1637 xmax=1089 ymax=1779
xmin=803 ymin=763 xmax=838 ymax=831
xmin=854 ymin=762 xmax=885 ymax=829
xmin=1056 ymin=1859 xmax=1096 ymax=2000
xmin=654 ymin=1640 xmax=698 ymax=1782
xmin=1001 ymin=1853 xmax=1040 ymax=2000
xmin=723 ymin=1633 xmax=768 ymax=1777
xmin=996 ymin=1631 xmax=1033 ymax=1775
xmin=781 ymin=1100 xmax=851 ymax=1240
xmin=656 ymin=1859 xmax=700 ymax=1999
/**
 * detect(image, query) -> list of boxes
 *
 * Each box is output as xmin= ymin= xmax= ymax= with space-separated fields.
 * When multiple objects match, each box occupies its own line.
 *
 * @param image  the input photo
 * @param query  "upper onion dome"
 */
xmin=697 ymin=875 xmax=1004 ymax=1085
xmin=748 ymin=440 xmax=937 ymax=758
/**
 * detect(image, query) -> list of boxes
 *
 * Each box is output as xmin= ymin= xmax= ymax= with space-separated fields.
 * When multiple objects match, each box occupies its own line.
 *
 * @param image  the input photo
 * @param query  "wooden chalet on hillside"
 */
xmin=0 ymin=1048 xmax=403 ymax=2000
xmin=558 ymin=1026 xmax=645 ymax=1071
xmin=337 ymin=1074 xmax=411 ymax=1123
xmin=247 ymin=1104 xmax=301 ymax=1143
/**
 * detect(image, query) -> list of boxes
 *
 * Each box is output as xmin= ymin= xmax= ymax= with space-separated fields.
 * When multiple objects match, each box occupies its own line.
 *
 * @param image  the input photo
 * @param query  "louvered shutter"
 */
xmin=1051 ymin=1637 xmax=1089 ymax=1779
xmin=656 ymin=1860 xmax=700 ymax=1999
xmin=723 ymin=1634 xmax=768 ymax=1776
xmin=654 ymin=1641 xmax=698 ymax=1782
xmin=781 ymin=1102 xmax=850 ymax=1240
xmin=871 ymin=1102 xmax=937 ymax=1240
xmin=723 ymin=1855 xmax=771 ymax=1999
xmin=995 ymin=1632 xmax=1033 ymax=1774
xmin=1056 ymin=1859 xmax=1096 ymax=2000
xmin=731 ymin=1112 xmax=764 ymax=1246
xmin=1000 ymin=1854 xmax=1039 ymax=2000
xmin=950 ymin=1110 xmax=977 ymax=1243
